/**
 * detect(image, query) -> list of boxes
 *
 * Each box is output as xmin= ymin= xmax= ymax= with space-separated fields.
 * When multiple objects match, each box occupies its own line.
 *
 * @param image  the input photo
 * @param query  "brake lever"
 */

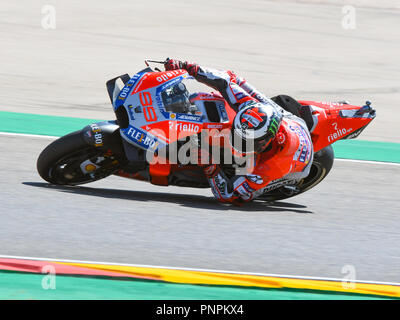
xmin=145 ymin=59 xmax=168 ymax=72
xmin=145 ymin=59 xmax=168 ymax=67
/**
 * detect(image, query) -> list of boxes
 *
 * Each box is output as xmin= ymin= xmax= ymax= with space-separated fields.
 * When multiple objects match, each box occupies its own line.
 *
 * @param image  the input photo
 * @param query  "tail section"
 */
xmin=298 ymin=100 xmax=376 ymax=152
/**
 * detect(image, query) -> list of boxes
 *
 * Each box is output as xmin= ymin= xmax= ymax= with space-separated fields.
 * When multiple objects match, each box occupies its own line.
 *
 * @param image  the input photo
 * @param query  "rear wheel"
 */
xmin=257 ymin=145 xmax=334 ymax=201
xmin=37 ymin=130 xmax=124 ymax=185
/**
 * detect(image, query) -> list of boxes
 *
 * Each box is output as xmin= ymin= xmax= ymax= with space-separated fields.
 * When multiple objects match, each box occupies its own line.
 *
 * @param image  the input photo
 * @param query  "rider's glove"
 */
xmin=164 ymin=58 xmax=183 ymax=71
xmin=164 ymin=58 xmax=199 ymax=77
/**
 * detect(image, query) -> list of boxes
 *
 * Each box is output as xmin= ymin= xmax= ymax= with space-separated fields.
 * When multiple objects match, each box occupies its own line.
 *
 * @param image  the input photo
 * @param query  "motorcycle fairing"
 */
xmin=115 ymin=69 xmax=191 ymax=152
xmin=298 ymin=100 xmax=376 ymax=152
xmin=113 ymin=70 xmax=148 ymax=111
xmin=114 ymin=69 xmax=237 ymax=155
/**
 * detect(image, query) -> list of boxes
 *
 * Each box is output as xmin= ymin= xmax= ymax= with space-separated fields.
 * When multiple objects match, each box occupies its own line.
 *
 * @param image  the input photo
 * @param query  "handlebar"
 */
xmin=144 ymin=59 xmax=168 ymax=72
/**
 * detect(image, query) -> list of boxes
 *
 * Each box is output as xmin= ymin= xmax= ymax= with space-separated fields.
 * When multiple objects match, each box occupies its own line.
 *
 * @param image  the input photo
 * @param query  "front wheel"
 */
xmin=37 ymin=130 xmax=124 ymax=185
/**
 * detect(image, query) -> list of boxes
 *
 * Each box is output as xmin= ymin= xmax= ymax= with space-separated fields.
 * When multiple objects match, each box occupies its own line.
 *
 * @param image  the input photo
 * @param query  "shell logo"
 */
xmin=85 ymin=164 xmax=97 ymax=172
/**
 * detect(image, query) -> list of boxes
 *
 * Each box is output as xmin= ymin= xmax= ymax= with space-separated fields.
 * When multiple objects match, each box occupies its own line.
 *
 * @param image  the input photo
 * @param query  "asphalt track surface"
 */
xmin=1 ymin=134 xmax=399 ymax=283
xmin=1 ymin=0 xmax=400 ymax=284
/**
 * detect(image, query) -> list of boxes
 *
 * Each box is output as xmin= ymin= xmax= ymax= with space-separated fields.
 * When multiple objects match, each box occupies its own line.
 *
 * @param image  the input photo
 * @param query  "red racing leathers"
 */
xmin=165 ymin=60 xmax=314 ymax=203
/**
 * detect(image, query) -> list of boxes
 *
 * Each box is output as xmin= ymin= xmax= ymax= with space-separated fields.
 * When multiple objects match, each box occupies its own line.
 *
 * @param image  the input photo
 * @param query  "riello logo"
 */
xmin=328 ymin=127 xmax=351 ymax=142
xmin=169 ymin=121 xmax=200 ymax=132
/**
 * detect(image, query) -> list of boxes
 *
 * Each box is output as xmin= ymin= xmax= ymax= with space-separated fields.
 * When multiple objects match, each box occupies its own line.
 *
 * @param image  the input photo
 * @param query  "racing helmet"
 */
xmin=230 ymin=102 xmax=283 ymax=154
xmin=161 ymin=82 xmax=191 ymax=114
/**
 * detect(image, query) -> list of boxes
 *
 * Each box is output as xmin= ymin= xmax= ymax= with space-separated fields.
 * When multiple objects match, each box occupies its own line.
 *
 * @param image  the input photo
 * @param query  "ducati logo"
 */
xmin=276 ymin=132 xmax=285 ymax=144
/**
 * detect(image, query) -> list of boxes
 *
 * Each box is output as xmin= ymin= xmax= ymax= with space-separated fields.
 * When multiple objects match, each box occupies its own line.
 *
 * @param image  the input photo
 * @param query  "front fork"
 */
xmin=79 ymin=120 xmax=128 ymax=176
xmin=81 ymin=120 xmax=126 ymax=159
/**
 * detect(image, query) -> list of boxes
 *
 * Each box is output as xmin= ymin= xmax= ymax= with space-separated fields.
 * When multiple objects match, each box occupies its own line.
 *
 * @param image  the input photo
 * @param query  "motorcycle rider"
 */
xmin=164 ymin=58 xmax=314 ymax=204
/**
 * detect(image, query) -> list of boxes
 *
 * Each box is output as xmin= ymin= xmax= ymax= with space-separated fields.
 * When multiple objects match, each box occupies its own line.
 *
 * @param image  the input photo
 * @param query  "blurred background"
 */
xmin=1 ymin=0 xmax=399 ymax=141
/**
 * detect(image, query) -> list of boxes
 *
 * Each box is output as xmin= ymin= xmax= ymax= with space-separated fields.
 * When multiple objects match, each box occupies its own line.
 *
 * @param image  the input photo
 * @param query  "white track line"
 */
xmin=1 ymin=131 xmax=399 ymax=166
xmin=0 ymin=254 xmax=399 ymax=286
xmin=335 ymin=158 xmax=400 ymax=166
xmin=0 ymin=132 xmax=58 ymax=139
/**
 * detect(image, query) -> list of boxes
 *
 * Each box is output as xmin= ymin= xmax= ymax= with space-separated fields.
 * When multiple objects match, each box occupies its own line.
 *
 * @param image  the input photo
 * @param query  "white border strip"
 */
xmin=0 ymin=254 xmax=399 ymax=287
xmin=0 ymin=132 xmax=58 ymax=140
xmin=335 ymin=158 xmax=400 ymax=166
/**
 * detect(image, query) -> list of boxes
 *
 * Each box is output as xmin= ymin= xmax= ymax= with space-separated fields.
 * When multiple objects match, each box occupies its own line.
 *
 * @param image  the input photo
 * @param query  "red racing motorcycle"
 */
xmin=37 ymin=60 xmax=376 ymax=201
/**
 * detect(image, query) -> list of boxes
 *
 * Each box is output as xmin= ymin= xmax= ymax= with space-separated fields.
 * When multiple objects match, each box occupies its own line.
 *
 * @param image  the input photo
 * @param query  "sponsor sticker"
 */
xmin=218 ymin=104 xmax=229 ymax=122
xmin=115 ymin=73 xmax=143 ymax=108
xmin=122 ymin=125 xmax=160 ymax=151
xmin=156 ymin=70 xmax=186 ymax=83
xmin=276 ymin=132 xmax=285 ymax=145
xmin=206 ymin=124 xmax=223 ymax=129
xmin=289 ymin=124 xmax=312 ymax=164
xmin=90 ymin=123 xmax=103 ymax=147
xmin=256 ymin=178 xmax=297 ymax=195
xmin=176 ymin=114 xmax=203 ymax=122
xmin=328 ymin=122 xmax=352 ymax=142
xmin=169 ymin=121 xmax=200 ymax=132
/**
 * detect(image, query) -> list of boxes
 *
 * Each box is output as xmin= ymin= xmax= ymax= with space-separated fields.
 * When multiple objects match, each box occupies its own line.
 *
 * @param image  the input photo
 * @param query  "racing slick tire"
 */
xmin=37 ymin=130 xmax=124 ymax=185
